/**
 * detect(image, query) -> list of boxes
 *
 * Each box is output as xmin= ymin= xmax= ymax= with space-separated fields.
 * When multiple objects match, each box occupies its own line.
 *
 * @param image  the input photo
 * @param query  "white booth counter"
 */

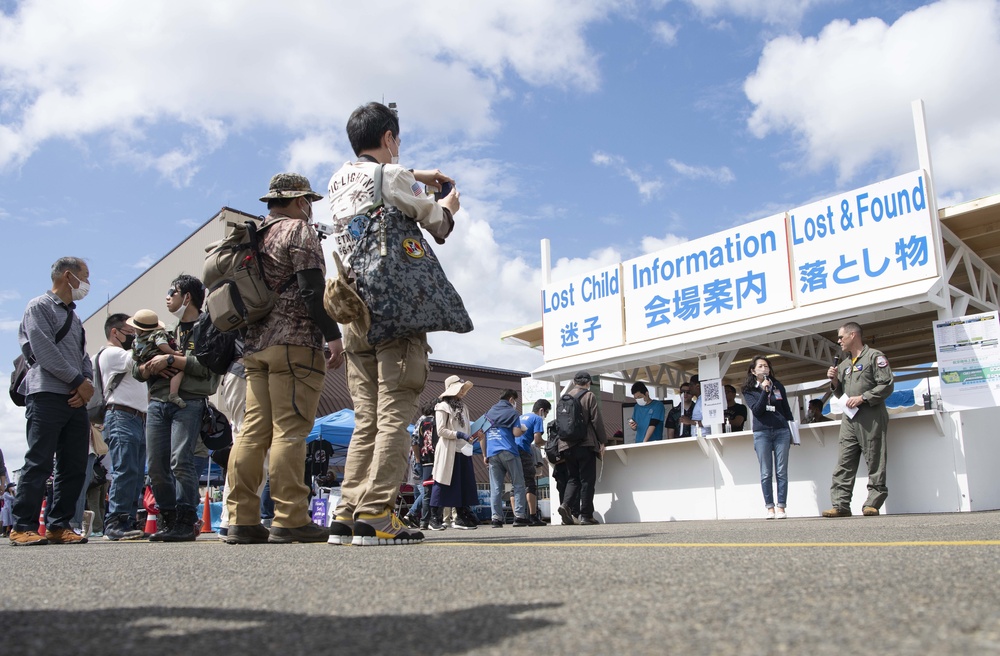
xmin=565 ymin=405 xmax=1000 ymax=525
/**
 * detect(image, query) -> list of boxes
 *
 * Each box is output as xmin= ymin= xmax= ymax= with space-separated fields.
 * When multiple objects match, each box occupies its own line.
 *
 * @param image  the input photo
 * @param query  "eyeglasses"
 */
xmin=167 ymin=288 xmax=180 ymax=297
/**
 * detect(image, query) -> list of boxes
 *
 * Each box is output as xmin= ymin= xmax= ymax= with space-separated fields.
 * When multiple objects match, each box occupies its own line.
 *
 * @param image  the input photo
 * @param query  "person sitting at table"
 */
xmin=665 ymin=382 xmax=696 ymax=439
xmin=806 ymin=399 xmax=832 ymax=423
xmin=723 ymin=384 xmax=748 ymax=432
xmin=628 ymin=382 xmax=665 ymax=443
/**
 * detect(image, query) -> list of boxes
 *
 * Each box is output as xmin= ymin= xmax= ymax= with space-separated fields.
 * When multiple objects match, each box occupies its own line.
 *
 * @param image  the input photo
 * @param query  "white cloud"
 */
xmin=0 ymin=319 xmax=20 ymax=332
xmin=39 ymin=217 xmax=68 ymax=227
xmin=744 ymin=0 xmax=1000 ymax=200
xmin=592 ymin=151 xmax=664 ymax=201
xmin=0 ymin=1 xmax=617 ymax=177
xmin=668 ymin=158 xmax=735 ymax=184
xmin=131 ymin=255 xmax=157 ymax=270
xmin=685 ymin=0 xmax=829 ymax=26
xmin=652 ymin=20 xmax=680 ymax=45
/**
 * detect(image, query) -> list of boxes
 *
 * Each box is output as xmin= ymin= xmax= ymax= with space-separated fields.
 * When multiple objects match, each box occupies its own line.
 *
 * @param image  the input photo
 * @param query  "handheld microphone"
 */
xmin=833 ymin=356 xmax=840 ymax=366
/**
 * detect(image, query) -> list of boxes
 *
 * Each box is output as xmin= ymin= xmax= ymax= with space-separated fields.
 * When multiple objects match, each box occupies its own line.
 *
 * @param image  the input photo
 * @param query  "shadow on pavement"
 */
xmin=1 ymin=602 xmax=562 ymax=655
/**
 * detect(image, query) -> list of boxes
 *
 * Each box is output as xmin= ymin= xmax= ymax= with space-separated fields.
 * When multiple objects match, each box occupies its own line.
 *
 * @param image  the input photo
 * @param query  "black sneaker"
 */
xmin=419 ymin=520 xmax=429 ymax=531
xmin=428 ymin=518 xmax=447 ymax=531
xmin=269 ymin=522 xmax=328 ymax=544
xmin=557 ymin=505 xmax=576 ymax=525
xmin=353 ymin=510 xmax=424 ymax=546
xmin=512 ymin=516 xmax=529 ymax=527
xmin=104 ymin=516 xmax=144 ymax=541
xmin=328 ymin=517 xmax=354 ymax=545
xmin=401 ymin=515 xmax=419 ymax=529
xmin=224 ymin=523 xmax=270 ymax=544
xmin=528 ymin=515 xmax=546 ymax=527
xmin=579 ymin=516 xmax=599 ymax=525
xmin=453 ymin=515 xmax=478 ymax=530
xmin=491 ymin=519 xmax=503 ymax=528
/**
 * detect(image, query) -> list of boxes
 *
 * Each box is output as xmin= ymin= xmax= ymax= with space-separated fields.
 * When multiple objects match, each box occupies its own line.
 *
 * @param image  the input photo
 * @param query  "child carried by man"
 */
xmin=127 ymin=309 xmax=186 ymax=407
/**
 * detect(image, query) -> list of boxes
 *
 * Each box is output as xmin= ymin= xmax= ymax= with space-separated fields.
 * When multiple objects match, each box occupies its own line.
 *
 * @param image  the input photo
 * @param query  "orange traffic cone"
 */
xmin=38 ymin=498 xmax=47 ymax=536
xmin=200 ymin=489 xmax=214 ymax=534
xmin=144 ymin=511 xmax=158 ymax=537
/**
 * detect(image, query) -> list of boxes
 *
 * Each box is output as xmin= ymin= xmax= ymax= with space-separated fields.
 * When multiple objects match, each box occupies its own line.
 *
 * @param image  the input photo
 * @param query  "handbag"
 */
xmin=323 ymin=251 xmax=368 ymax=325
xmin=350 ymin=165 xmax=473 ymax=345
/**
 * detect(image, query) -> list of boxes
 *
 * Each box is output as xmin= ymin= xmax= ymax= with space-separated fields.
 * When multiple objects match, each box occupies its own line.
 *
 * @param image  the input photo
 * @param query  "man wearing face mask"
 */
xmin=95 ymin=314 xmax=148 ymax=540
xmin=223 ymin=173 xmax=344 ymax=545
xmin=628 ymin=382 xmax=666 ymax=443
xmin=10 ymin=257 xmax=94 ymax=546
xmin=326 ymin=101 xmax=459 ymax=546
xmin=133 ymin=274 xmax=218 ymax=541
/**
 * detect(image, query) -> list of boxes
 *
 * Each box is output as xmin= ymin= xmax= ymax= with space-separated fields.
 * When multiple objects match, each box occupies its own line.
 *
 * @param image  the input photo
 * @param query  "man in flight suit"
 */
xmin=822 ymin=321 xmax=894 ymax=517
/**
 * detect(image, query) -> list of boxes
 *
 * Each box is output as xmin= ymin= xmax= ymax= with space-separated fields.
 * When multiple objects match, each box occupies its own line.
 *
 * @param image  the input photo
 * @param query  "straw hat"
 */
xmin=125 ymin=309 xmax=165 ymax=333
xmin=442 ymin=375 xmax=473 ymax=398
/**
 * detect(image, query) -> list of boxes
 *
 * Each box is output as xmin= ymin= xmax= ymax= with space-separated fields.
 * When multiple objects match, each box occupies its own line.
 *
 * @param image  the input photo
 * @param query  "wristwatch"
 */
xmin=166 ymin=355 xmax=175 ymax=366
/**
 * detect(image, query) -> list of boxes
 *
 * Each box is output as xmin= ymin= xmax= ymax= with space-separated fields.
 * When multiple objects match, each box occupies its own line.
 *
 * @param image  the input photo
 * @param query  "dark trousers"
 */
xmin=562 ymin=445 xmax=597 ymax=520
xmin=13 ymin=393 xmax=89 ymax=531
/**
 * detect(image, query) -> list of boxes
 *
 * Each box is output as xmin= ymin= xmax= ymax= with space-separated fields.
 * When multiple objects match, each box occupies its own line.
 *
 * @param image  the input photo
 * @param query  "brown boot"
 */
xmin=821 ymin=507 xmax=852 ymax=518
xmin=45 ymin=526 xmax=88 ymax=544
xmin=9 ymin=529 xmax=49 ymax=546
xmin=862 ymin=506 xmax=880 ymax=516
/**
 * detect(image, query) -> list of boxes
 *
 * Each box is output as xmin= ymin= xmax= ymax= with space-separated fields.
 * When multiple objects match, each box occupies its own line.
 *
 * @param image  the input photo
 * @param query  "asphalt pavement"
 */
xmin=1 ymin=511 xmax=998 ymax=655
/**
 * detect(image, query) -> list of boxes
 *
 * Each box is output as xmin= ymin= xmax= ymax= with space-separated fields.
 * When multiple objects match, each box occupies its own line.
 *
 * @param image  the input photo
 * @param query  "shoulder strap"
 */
xmin=54 ymin=306 xmax=74 ymax=344
xmin=372 ymin=164 xmax=385 ymax=210
xmin=250 ymin=217 xmax=297 ymax=294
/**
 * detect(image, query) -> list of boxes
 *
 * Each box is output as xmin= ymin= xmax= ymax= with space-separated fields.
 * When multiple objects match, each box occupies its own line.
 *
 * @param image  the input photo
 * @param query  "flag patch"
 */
xmin=411 ymin=182 xmax=422 ymax=197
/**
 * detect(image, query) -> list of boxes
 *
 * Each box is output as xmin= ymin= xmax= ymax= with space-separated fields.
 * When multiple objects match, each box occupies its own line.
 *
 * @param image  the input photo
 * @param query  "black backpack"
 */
xmin=200 ymin=402 xmax=233 ymax=450
xmin=555 ymin=389 xmax=589 ymax=446
xmin=543 ymin=421 xmax=562 ymax=465
xmin=191 ymin=312 xmax=243 ymax=376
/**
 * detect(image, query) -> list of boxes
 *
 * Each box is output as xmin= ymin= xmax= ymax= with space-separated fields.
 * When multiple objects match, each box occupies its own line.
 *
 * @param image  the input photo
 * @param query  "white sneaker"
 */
xmin=82 ymin=510 xmax=95 ymax=537
xmin=775 ymin=509 xmax=787 ymax=519
xmin=765 ymin=510 xmax=775 ymax=520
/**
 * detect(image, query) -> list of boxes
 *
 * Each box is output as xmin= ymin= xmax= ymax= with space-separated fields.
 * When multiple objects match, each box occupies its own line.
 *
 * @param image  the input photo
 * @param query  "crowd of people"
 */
xmin=8 ymin=98 xmax=896 ymax=546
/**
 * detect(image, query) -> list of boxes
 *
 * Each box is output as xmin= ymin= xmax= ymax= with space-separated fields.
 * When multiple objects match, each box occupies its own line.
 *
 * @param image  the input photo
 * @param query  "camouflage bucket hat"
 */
xmin=323 ymin=252 xmax=368 ymax=324
xmin=259 ymin=172 xmax=324 ymax=202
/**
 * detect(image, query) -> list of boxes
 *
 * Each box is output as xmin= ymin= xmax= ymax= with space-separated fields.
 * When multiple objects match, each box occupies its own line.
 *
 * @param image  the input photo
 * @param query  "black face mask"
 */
xmin=120 ymin=333 xmax=135 ymax=351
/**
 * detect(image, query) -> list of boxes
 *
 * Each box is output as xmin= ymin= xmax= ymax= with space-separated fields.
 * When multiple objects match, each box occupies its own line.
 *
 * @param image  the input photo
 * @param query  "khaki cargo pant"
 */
xmin=334 ymin=320 xmax=429 ymax=519
xmin=226 ymin=345 xmax=325 ymax=528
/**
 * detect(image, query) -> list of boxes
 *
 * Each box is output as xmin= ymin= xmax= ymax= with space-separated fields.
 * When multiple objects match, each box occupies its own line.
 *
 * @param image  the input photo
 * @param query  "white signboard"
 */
xmin=623 ymin=214 xmax=792 ymax=344
xmin=541 ymin=264 xmax=624 ymax=361
xmin=790 ymin=170 xmax=938 ymax=305
xmin=699 ymin=377 xmax=725 ymax=428
xmin=932 ymin=312 xmax=1000 ymax=410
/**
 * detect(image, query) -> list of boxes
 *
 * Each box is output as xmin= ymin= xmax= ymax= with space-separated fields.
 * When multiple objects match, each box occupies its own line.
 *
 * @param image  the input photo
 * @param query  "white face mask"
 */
xmin=635 ymin=397 xmax=648 ymax=406
xmin=389 ymin=135 xmax=400 ymax=165
xmin=170 ymin=301 xmax=188 ymax=320
xmin=69 ymin=271 xmax=90 ymax=301
xmin=459 ymin=441 xmax=474 ymax=457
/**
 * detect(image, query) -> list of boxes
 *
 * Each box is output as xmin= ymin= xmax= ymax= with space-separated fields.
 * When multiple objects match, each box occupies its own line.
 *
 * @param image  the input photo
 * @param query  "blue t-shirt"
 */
xmin=517 ymin=412 xmax=544 ymax=453
xmin=484 ymin=400 xmax=520 ymax=457
xmin=632 ymin=400 xmax=666 ymax=442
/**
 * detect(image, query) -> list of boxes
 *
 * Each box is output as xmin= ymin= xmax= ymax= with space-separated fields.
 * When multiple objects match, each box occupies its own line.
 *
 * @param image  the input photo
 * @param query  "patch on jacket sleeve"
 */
xmin=876 ymin=355 xmax=889 ymax=368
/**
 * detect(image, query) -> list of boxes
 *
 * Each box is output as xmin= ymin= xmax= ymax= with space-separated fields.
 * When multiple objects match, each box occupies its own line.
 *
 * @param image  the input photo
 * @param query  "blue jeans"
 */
xmin=488 ymin=449 xmax=526 ymax=521
xmin=103 ymin=408 xmax=146 ymax=522
xmin=753 ymin=425 xmax=792 ymax=508
xmin=12 ymin=393 xmax=89 ymax=531
xmin=146 ymin=398 xmax=205 ymax=513
xmin=419 ymin=464 xmax=433 ymax=521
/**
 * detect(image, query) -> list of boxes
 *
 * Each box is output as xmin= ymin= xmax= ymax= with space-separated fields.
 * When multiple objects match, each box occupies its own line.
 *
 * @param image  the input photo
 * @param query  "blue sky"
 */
xmin=2 ymin=0 xmax=999 ymax=471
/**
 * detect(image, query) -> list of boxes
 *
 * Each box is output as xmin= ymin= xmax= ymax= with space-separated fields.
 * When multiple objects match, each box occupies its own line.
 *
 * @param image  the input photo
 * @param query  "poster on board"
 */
xmin=932 ymin=311 xmax=1000 ymax=410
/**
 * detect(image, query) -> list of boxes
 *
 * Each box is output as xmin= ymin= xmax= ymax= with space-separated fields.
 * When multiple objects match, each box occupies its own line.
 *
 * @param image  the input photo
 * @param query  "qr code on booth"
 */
xmin=702 ymin=381 xmax=721 ymax=402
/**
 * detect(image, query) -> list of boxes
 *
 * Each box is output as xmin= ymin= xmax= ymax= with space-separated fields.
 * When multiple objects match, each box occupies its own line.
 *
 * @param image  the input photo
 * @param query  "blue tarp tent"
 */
xmin=307 ymin=409 xmax=355 ymax=447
